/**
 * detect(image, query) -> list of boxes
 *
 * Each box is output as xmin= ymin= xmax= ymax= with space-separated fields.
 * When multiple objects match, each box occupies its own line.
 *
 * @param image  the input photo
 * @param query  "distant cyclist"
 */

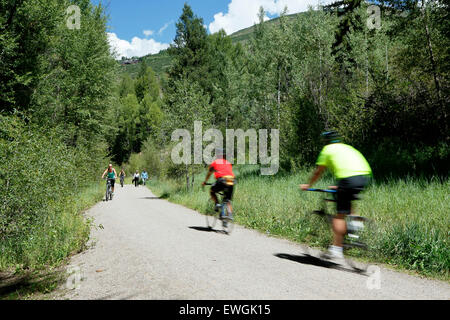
xmin=202 ymin=149 xmax=235 ymax=219
xmin=133 ymin=170 xmax=140 ymax=187
xmin=300 ymin=131 xmax=372 ymax=259
xmin=141 ymin=169 xmax=149 ymax=186
xmin=119 ymin=168 xmax=126 ymax=187
xmin=101 ymin=164 xmax=118 ymax=195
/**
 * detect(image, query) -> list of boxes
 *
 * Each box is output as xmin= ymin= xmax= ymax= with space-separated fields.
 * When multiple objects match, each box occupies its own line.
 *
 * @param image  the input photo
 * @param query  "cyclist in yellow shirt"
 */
xmin=301 ymin=131 xmax=372 ymax=259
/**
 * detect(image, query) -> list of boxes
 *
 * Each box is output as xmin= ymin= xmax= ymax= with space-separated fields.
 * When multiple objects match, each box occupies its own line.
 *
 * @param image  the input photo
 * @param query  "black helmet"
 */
xmin=321 ymin=131 xmax=341 ymax=144
xmin=215 ymin=148 xmax=225 ymax=159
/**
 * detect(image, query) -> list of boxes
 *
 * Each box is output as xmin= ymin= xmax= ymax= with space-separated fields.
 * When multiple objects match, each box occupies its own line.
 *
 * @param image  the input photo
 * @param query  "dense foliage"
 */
xmin=116 ymin=1 xmax=448 ymax=179
xmin=1 ymin=0 xmax=115 ymax=269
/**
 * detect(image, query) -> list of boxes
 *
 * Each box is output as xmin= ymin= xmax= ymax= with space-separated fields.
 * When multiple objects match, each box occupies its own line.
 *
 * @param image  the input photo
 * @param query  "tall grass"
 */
xmin=149 ymin=165 xmax=449 ymax=279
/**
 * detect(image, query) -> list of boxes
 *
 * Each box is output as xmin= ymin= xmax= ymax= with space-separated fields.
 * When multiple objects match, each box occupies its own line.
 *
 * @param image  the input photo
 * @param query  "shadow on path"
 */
xmin=95 ymin=292 xmax=143 ymax=300
xmin=189 ymin=226 xmax=228 ymax=235
xmin=274 ymin=253 xmax=367 ymax=276
xmin=139 ymin=197 xmax=162 ymax=200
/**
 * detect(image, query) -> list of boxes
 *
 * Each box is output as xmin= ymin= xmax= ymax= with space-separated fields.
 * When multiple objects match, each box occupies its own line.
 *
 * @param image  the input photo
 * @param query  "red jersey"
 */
xmin=210 ymin=159 xmax=234 ymax=179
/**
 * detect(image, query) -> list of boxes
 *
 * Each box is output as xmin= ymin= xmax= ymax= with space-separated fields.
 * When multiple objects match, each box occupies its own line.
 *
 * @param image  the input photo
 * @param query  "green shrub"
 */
xmin=0 ymin=116 xmax=104 ymax=270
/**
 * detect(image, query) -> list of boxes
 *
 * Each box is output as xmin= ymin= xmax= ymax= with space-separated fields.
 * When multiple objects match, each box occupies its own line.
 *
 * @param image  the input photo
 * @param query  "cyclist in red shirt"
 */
xmin=202 ymin=149 xmax=235 ymax=218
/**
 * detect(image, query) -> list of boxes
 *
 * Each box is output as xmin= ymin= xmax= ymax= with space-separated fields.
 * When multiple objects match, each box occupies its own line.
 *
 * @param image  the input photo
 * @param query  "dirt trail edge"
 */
xmin=58 ymin=185 xmax=449 ymax=300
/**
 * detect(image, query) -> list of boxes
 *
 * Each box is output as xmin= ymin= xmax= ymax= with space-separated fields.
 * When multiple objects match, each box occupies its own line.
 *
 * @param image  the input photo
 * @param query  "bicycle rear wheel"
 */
xmin=343 ymin=216 xmax=375 ymax=273
xmin=221 ymin=204 xmax=234 ymax=235
xmin=205 ymin=208 xmax=218 ymax=230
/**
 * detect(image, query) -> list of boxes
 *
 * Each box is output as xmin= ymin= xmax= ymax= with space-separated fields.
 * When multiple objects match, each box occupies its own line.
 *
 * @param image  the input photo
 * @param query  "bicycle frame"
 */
xmin=203 ymin=183 xmax=234 ymax=233
xmin=204 ymin=183 xmax=230 ymax=211
xmin=307 ymin=188 xmax=369 ymax=248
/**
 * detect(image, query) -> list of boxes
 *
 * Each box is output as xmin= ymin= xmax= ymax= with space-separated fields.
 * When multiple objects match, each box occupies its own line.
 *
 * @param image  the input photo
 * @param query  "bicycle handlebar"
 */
xmin=307 ymin=188 xmax=337 ymax=193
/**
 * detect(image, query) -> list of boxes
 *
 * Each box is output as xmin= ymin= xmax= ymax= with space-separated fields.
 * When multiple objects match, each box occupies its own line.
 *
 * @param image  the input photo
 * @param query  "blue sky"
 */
xmin=93 ymin=0 xmax=325 ymax=58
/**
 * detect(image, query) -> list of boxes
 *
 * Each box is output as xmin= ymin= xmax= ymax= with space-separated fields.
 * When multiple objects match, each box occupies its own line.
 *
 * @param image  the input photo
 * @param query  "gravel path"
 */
xmin=59 ymin=184 xmax=450 ymax=300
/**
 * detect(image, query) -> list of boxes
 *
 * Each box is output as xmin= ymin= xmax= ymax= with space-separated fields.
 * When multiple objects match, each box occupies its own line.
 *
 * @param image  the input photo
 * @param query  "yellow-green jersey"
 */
xmin=316 ymin=143 xmax=372 ymax=179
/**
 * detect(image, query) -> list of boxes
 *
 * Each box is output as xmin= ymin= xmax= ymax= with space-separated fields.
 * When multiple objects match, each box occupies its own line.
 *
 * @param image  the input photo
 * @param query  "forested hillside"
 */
xmin=120 ymin=11 xmax=304 ymax=77
xmin=118 ymin=1 xmax=448 ymax=178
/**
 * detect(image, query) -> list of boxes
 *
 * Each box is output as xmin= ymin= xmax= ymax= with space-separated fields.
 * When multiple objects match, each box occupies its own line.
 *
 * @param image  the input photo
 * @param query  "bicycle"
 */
xmin=203 ymin=183 xmax=234 ymax=234
xmin=120 ymin=175 xmax=125 ymax=187
xmin=105 ymin=178 xmax=114 ymax=201
xmin=306 ymin=188 xmax=375 ymax=273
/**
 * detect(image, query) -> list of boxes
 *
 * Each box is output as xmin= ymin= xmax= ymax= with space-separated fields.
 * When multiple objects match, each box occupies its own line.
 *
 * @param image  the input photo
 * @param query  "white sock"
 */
xmin=330 ymin=245 xmax=343 ymax=255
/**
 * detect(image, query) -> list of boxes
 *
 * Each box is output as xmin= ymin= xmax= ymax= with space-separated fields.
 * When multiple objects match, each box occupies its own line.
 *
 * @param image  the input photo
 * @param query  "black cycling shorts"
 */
xmin=211 ymin=178 xmax=234 ymax=202
xmin=108 ymin=178 xmax=115 ymax=188
xmin=335 ymin=175 xmax=370 ymax=214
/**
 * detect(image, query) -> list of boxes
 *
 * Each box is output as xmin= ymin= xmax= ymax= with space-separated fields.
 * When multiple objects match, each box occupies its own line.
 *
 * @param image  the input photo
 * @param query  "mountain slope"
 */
xmin=119 ymin=12 xmax=304 ymax=77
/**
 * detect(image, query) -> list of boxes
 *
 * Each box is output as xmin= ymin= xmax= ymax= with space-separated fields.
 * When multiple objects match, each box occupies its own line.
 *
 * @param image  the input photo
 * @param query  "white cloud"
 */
xmin=208 ymin=0 xmax=327 ymax=35
xmin=107 ymin=33 xmax=170 ymax=59
xmin=158 ymin=21 xmax=173 ymax=35
xmin=143 ymin=30 xmax=154 ymax=37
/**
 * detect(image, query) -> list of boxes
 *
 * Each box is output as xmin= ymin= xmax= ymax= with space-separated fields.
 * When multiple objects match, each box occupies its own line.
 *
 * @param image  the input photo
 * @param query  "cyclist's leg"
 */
xmin=111 ymin=179 xmax=115 ymax=193
xmin=346 ymin=175 xmax=369 ymax=215
xmin=332 ymin=213 xmax=347 ymax=247
xmin=210 ymin=182 xmax=220 ymax=205
xmin=224 ymin=185 xmax=234 ymax=216
xmin=333 ymin=179 xmax=353 ymax=247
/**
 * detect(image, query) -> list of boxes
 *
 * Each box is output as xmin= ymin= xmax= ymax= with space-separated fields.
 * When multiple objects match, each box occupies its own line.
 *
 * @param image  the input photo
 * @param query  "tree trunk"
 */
xmin=422 ymin=1 xmax=446 ymax=134
xmin=422 ymin=0 xmax=442 ymax=104
xmin=191 ymin=165 xmax=195 ymax=191
xmin=185 ymin=164 xmax=189 ymax=191
xmin=319 ymin=42 xmax=323 ymax=112
xmin=365 ymin=32 xmax=369 ymax=97
xmin=385 ymin=43 xmax=389 ymax=83
xmin=277 ymin=66 xmax=281 ymax=129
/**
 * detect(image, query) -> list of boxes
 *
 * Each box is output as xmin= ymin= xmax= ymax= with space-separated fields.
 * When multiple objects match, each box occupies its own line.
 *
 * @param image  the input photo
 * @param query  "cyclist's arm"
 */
xmin=309 ymin=165 xmax=326 ymax=185
xmin=101 ymin=169 xmax=107 ymax=179
xmin=301 ymin=165 xmax=326 ymax=190
xmin=202 ymin=167 xmax=214 ymax=185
